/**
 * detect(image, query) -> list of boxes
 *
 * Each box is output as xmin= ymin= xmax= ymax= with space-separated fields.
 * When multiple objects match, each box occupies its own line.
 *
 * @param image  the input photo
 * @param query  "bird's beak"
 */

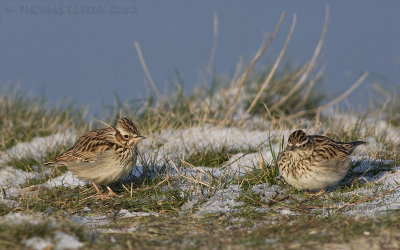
xmin=289 ymin=146 xmax=295 ymax=151
xmin=136 ymin=135 xmax=146 ymax=140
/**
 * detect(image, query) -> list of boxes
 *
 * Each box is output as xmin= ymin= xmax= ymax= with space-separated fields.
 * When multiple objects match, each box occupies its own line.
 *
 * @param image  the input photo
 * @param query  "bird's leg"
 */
xmin=106 ymin=186 xmax=122 ymax=197
xmin=92 ymin=182 xmax=106 ymax=199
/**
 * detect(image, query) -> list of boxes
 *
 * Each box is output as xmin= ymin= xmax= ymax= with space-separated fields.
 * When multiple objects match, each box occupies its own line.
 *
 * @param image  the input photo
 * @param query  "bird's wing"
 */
xmin=47 ymin=127 xmax=117 ymax=165
xmin=311 ymin=135 xmax=350 ymax=161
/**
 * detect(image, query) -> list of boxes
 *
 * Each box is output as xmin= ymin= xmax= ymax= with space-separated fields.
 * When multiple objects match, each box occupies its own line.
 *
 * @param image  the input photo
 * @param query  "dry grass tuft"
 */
xmin=0 ymin=86 xmax=87 ymax=151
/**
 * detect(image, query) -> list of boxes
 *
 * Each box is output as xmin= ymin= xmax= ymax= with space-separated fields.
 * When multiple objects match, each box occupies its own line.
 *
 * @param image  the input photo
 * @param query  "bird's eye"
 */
xmin=302 ymin=144 xmax=306 ymax=148
xmin=123 ymin=135 xmax=129 ymax=139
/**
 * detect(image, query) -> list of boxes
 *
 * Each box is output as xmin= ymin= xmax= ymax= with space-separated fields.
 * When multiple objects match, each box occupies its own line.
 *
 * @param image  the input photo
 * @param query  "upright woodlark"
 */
xmin=45 ymin=117 xmax=145 ymax=198
xmin=278 ymin=130 xmax=365 ymax=191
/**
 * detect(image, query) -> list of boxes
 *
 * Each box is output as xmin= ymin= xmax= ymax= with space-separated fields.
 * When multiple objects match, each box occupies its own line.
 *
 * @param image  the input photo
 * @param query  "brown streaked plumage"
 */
xmin=45 ymin=117 xmax=144 ymax=198
xmin=278 ymin=130 xmax=365 ymax=190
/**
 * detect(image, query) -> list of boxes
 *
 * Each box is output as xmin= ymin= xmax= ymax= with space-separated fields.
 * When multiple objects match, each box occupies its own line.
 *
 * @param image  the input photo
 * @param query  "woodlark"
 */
xmin=45 ymin=117 xmax=145 ymax=198
xmin=278 ymin=130 xmax=365 ymax=191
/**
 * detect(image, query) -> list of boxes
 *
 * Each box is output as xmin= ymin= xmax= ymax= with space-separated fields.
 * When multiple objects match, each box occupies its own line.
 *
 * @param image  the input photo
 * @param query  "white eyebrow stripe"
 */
xmin=296 ymin=139 xmax=309 ymax=146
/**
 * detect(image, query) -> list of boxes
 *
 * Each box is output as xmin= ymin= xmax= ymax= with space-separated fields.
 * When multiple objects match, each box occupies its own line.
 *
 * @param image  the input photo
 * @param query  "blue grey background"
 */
xmin=0 ymin=0 xmax=399 ymax=109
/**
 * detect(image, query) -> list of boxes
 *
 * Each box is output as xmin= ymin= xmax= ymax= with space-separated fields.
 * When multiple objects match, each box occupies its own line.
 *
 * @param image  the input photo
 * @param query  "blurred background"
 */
xmin=0 ymin=0 xmax=399 ymax=110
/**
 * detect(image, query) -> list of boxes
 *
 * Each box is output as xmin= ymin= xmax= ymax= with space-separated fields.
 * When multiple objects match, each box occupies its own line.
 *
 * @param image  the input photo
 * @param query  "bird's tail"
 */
xmin=350 ymin=141 xmax=366 ymax=147
xmin=43 ymin=160 xmax=64 ymax=167
xmin=338 ymin=140 xmax=366 ymax=154
xmin=43 ymin=160 xmax=54 ymax=166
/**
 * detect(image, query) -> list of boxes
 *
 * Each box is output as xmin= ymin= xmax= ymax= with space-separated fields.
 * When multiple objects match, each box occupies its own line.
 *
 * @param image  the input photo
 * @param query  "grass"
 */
xmin=373 ymin=82 xmax=400 ymax=126
xmin=242 ymin=65 xmax=325 ymax=117
xmin=1 ymin=13 xmax=400 ymax=249
xmin=185 ymin=146 xmax=256 ymax=167
xmin=18 ymin=182 xmax=186 ymax=216
xmin=0 ymin=86 xmax=87 ymax=151
xmin=5 ymin=144 xmax=67 ymax=172
xmin=238 ymin=136 xmax=283 ymax=189
xmin=0 ymin=203 xmax=14 ymax=217
xmin=0 ymin=218 xmax=88 ymax=249
xmin=1 ymin=100 xmax=398 ymax=247
xmin=2 ymin=209 xmax=400 ymax=249
xmin=239 ymin=157 xmax=280 ymax=189
xmin=1 ymin=87 xmax=399 ymax=248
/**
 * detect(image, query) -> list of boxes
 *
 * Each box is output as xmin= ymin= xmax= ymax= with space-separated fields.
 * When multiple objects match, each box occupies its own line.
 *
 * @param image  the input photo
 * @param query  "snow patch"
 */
xmin=325 ymin=112 xmax=400 ymax=144
xmin=252 ymin=184 xmax=282 ymax=198
xmin=0 ymin=212 xmax=44 ymax=225
xmin=23 ymin=232 xmax=83 ymax=250
xmin=0 ymin=166 xmax=38 ymax=190
xmin=118 ymin=209 xmax=158 ymax=218
xmin=54 ymin=231 xmax=84 ymax=250
xmin=280 ymin=209 xmax=296 ymax=215
xmin=350 ymin=157 xmax=393 ymax=173
xmin=43 ymin=171 xmax=88 ymax=188
xmin=0 ymin=131 xmax=76 ymax=165
xmin=70 ymin=214 xmax=109 ymax=227
xmin=24 ymin=237 xmax=53 ymax=250
xmin=0 ymin=198 xmax=18 ymax=208
xmin=141 ymin=125 xmax=289 ymax=165
xmin=222 ymin=145 xmax=280 ymax=175
xmin=195 ymin=185 xmax=244 ymax=215
xmin=344 ymin=186 xmax=400 ymax=217
xmin=3 ymin=187 xmax=21 ymax=198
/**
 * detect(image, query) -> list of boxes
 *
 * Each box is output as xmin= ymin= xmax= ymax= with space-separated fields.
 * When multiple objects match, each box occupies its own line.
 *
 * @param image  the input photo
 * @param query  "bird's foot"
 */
xmin=91 ymin=182 xmax=121 ymax=199
xmin=92 ymin=182 xmax=111 ymax=199
xmin=95 ymin=193 xmax=108 ymax=200
xmin=106 ymin=186 xmax=122 ymax=197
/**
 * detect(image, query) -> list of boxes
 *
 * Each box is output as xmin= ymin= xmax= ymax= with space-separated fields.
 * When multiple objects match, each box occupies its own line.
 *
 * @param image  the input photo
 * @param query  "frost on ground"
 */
xmin=23 ymin=231 xmax=83 ymax=250
xmin=192 ymin=185 xmax=244 ymax=215
xmin=252 ymin=184 xmax=282 ymax=201
xmin=0 ymin=132 xmax=81 ymax=200
xmin=140 ymin=125 xmax=289 ymax=166
xmin=0 ymin=166 xmax=45 ymax=199
xmin=0 ymin=120 xmax=399 ymax=247
xmin=326 ymin=112 xmax=400 ymax=144
xmin=342 ymin=167 xmax=400 ymax=217
xmin=0 ymin=212 xmax=44 ymax=225
xmin=43 ymin=171 xmax=87 ymax=189
xmin=0 ymin=131 xmax=76 ymax=165
xmin=0 ymin=131 xmax=77 ymax=196
xmin=70 ymin=214 xmax=110 ymax=228
xmin=138 ymin=124 xmax=399 ymax=216
xmin=0 ymin=166 xmax=38 ymax=188
xmin=24 ymin=231 xmax=83 ymax=250
xmin=69 ymin=208 xmax=159 ymax=228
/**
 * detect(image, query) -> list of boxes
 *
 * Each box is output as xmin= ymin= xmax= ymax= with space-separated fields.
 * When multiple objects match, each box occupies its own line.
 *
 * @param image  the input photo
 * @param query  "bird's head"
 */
xmin=115 ymin=117 xmax=145 ymax=147
xmin=286 ymin=130 xmax=313 ymax=153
